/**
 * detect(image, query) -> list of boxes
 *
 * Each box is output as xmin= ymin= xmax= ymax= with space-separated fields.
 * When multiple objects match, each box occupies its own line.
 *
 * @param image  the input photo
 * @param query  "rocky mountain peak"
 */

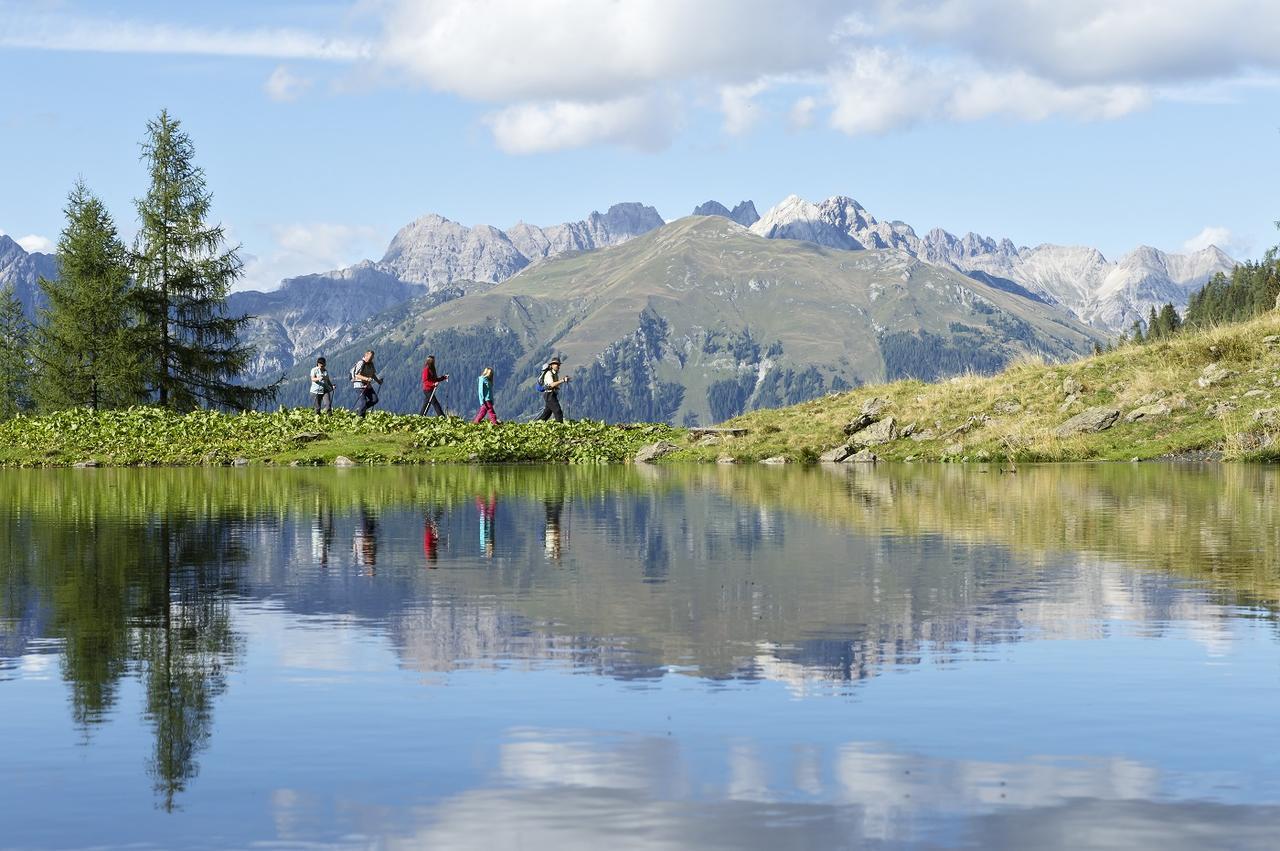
xmin=691 ymin=200 xmax=760 ymax=227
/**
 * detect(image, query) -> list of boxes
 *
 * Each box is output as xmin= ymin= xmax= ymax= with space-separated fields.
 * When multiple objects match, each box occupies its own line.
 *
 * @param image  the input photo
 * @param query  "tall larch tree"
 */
xmin=35 ymin=179 xmax=144 ymax=411
xmin=132 ymin=110 xmax=271 ymax=410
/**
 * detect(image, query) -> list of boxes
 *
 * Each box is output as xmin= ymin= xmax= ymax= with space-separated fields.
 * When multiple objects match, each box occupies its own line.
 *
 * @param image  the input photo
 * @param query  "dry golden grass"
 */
xmin=679 ymin=311 xmax=1280 ymax=463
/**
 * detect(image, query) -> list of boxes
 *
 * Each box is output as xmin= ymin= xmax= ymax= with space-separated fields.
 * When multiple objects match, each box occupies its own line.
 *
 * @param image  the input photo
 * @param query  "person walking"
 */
xmin=420 ymin=355 xmax=448 ymax=416
xmin=473 ymin=366 xmax=499 ymax=424
xmin=309 ymin=356 xmax=334 ymax=414
xmin=537 ymin=357 xmax=570 ymax=422
xmin=350 ymin=350 xmax=382 ymax=417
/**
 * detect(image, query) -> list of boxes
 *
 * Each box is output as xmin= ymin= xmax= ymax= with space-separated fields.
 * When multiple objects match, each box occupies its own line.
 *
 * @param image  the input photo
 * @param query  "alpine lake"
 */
xmin=2 ymin=463 xmax=1279 ymax=850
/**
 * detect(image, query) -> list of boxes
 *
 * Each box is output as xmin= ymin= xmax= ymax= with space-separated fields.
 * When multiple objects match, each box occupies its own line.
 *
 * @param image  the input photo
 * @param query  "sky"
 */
xmin=0 ymin=0 xmax=1277 ymax=292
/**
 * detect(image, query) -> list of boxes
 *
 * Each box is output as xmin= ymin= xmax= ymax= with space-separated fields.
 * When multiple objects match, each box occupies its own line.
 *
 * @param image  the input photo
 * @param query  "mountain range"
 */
xmin=271 ymin=215 xmax=1101 ymax=424
xmin=750 ymin=195 xmax=1235 ymax=332
xmin=1 ymin=193 xmax=1236 ymax=423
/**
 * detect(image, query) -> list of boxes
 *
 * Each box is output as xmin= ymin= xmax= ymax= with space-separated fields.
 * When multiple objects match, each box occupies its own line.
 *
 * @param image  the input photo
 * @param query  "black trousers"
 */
xmin=420 ymin=391 xmax=445 ymax=416
xmin=537 ymin=392 xmax=563 ymax=422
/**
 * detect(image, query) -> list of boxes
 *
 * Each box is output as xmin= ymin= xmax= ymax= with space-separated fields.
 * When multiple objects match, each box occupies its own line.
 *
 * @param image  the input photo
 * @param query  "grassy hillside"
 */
xmin=680 ymin=311 xmax=1280 ymax=463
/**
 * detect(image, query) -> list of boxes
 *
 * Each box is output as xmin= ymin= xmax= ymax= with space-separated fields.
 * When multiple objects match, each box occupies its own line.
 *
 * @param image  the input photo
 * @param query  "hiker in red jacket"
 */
xmin=420 ymin=355 xmax=449 ymax=416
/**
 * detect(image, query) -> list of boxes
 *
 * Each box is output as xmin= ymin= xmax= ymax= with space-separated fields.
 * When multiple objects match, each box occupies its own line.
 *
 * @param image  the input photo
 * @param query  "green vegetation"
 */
xmin=33 ymin=180 xmax=142 ymax=411
xmin=133 ymin=110 xmax=270 ymax=410
xmin=0 ymin=282 xmax=32 ymax=417
xmin=0 ymin=406 xmax=680 ymax=467
xmin=678 ymin=310 xmax=1280 ymax=464
xmin=1186 ymin=247 xmax=1280 ymax=327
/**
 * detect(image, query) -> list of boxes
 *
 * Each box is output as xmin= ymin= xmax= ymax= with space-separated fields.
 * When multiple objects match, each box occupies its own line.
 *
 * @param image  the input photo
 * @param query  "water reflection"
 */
xmin=1 ymin=464 xmax=1278 ymax=846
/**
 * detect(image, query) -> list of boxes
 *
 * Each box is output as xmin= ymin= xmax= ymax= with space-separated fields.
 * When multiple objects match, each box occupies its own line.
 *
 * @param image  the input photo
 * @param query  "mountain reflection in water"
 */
xmin=1 ymin=464 xmax=1278 ymax=849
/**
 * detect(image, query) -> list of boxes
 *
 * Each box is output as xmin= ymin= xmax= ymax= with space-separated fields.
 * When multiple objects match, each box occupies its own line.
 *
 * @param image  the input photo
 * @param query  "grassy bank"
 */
xmin=3 ymin=312 xmax=1278 ymax=467
xmin=680 ymin=311 xmax=1280 ymax=464
xmin=0 ymin=407 xmax=680 ymax=467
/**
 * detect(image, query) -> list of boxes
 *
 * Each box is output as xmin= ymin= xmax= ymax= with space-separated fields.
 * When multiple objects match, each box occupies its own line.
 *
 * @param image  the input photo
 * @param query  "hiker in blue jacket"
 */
xmin=473 ymin=366 xmax=499 ymax=423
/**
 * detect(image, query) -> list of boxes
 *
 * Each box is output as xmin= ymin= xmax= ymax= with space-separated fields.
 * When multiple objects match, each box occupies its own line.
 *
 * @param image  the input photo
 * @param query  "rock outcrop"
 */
xmin=1055 ymin=407 xmax=1120 ymax=437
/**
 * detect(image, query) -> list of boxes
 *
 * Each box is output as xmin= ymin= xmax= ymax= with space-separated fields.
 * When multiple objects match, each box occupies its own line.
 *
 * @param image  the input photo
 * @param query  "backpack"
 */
xmin=536 ymin=367 xmax=552 ymax=393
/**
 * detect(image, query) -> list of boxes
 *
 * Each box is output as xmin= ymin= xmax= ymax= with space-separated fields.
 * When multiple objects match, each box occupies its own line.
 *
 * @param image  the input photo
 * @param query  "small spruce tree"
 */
xmin=132 ymin=110 xmax=272 ymax=410
xmin=35 ymin=179 xmax=144 ymax=411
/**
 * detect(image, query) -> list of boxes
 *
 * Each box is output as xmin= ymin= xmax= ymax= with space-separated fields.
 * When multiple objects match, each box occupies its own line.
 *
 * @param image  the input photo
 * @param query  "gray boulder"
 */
xmin=1206 ymin=401 xmax=1238 ymax=417
xmin=849 ymin=416 xmax=898 ymax=448
xmin=1125 ymin=402 xmax=1171 ymax=423
xmin=847 ymin=449 xmax=878 ymax=463
xmin=635 ymin=441 xmax=680 ymax=464
xmin=1062 ymin=377 xmax=1083 ymax=397
xmin=333 ymin=455 xmax=358 ymax=467
xmin=819 ymin=444 xmax=855 ymax=463
xmin=1197 ymin=362 xmax=1235 ymax=388
xmin=759 ymin=455 xmax=791 ymax=465
xmin=1055 ymin=406 xmax=1120 ymax=437
xmin=844 ymin=397 xmax=889 ymax=434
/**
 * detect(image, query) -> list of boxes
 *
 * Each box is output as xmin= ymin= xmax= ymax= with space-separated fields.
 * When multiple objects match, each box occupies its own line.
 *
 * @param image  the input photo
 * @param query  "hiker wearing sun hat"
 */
xmin=536 ymin=356 xmax=570 ymax=422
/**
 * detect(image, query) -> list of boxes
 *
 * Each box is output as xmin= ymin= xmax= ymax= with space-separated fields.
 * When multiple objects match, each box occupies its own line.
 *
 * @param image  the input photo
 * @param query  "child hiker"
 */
xmin=473 ymin=366 xmax=499 ymax=424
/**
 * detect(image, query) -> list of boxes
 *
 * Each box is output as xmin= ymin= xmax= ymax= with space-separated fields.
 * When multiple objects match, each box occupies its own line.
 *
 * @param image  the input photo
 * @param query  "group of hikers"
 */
xmin=307 ymin=350 xmax=572 ymax=422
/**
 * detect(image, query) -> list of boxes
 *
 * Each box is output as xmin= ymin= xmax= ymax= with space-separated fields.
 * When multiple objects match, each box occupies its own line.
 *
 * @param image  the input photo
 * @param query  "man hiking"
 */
xmin=309 ymin=356 xmax=335 ymax=414
xmin=350 ymin=350 xmax=382 ymax=417
xmin=420 ymin=355 xmax=449 ymax=416
xmin=537 ymin=357 xmax=570 ymax=422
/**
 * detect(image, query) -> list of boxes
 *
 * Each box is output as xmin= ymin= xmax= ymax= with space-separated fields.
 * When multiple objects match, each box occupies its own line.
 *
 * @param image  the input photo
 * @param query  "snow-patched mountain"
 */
xmin=691 ymin=200 xmax=760 ymax=227
xmin=750 ymin=195 xmax=1236 ymax=332
xmin=381 ymin=202 xmax=664 ymax=288
xmin=0 ymin=235 xmax=58 ymax=318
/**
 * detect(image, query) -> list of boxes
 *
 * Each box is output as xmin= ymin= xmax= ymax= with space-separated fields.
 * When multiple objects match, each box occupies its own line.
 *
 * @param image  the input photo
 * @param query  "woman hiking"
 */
xmin=473 ymin=366 xmax=499 ymax=424
xmin=420 ymin=355 xmax=449 ymax=416
xmin=309 ymin=356 xmax=335 ymax=414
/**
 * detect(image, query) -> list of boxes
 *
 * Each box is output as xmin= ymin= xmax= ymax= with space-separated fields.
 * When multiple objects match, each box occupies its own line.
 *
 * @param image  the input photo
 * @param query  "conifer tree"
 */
xmin=132 ymin=110 xmax=271 ymax=410
xmin=35 ymin=179 xmax=144 ymax=411
xmin=0 ymin=283 xmax=32 ymax=418
xmin=1146 ymin=306 xmax=1160 ymax=341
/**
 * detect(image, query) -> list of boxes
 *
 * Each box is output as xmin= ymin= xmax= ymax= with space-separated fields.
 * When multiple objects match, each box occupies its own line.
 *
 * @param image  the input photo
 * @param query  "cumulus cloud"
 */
xmin=825 ymin=49 xmax=1151 ymax=135
xmin=238 ymin=223 xmax=381 ymax=292
xmin=872 ymin=0 xmax=1280 ymax=86
xmin=264 ymin=66 xmax=312 ymax=102
xmin=484 ymin=96 xmax=678 ymax=155
xmin=376 ymin=0 xmax=850 ymax=102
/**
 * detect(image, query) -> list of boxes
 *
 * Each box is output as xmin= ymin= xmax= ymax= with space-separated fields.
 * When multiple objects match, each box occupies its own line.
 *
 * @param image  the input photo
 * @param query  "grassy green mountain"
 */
xmin=275 ymin=216 xmax=1102 ymax=423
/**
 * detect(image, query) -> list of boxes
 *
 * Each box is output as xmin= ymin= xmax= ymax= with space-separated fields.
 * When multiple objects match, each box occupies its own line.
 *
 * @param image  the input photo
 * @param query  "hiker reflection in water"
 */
xmin=544 ymin=497 xmax=564 ymax=561
xmin=353 ymin=507 xmax=378 ymax=574
xmin=312 ymin=503 xmax=334 ymax=569
xmin=423 ymin=513 xmax=442 ymax=567
xmin=477 ymin=494 xmax=496 ymax=559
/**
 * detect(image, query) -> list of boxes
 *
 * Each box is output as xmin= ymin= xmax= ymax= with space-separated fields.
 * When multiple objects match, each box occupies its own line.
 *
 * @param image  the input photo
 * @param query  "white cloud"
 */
xmin=1182 ymin=226 xmax=1236 ymax=254
xmin=264 ymin=66 xmax=312 ymax=102
xmin=825 ymin=49 xmax=1151 ymax=136
xmin=0 ymin=7 xmax=367 ymax=60
xmin=376 ymin=0 xmax=851 ymax=102
xmin=484 ymin=96 xmax=678 ymax=155
xmin=15 ymin=234 xmax=55 ymax=254
xmin=872 ymin=0 xmax=1280 ymax=86
xmin=238 ymin=223 xmax=381 ymax=292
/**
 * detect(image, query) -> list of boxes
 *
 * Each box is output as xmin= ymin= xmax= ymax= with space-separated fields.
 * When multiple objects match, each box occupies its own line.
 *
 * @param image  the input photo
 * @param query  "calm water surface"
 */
xmin=2 ymin=464 xmax=1279 ymax=850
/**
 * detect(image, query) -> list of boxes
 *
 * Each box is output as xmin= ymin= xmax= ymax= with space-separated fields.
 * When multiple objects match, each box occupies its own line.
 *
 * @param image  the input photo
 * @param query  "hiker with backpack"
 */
xmin=420 ymin=355 xmax=449 ymax=417
xmin=351 ymin=350 xmax=382 ymax=417
xmin=537 ymin=357 xmax=570 ymax=422
xmin=309 ymin=356 xmax=335 ymax=414
xmin=473 ymin=366 xmax=499 ymax=423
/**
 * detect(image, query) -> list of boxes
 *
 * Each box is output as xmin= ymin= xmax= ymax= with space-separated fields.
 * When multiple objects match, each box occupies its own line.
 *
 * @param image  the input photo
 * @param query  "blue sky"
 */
xmin=1 ymin=0 xmax=1277 ymax=291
